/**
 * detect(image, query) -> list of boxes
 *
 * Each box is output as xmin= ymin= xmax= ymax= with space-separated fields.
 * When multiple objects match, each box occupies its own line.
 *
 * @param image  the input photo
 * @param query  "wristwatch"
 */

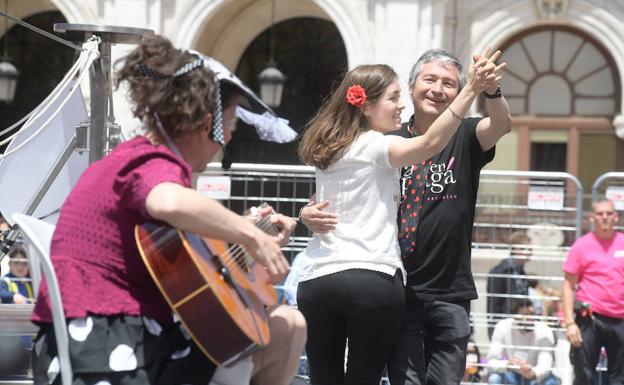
xmin=484 ymin=85 xmax=503 ymax=99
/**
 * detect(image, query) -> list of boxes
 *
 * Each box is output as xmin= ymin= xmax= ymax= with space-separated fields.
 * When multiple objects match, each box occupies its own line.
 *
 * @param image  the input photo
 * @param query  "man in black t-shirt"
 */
xmin=301 ymin=49 xmax=511 ymax=385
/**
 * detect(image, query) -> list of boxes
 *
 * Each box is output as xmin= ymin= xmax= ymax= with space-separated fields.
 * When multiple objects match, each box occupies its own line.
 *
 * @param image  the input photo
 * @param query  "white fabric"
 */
xmin=108 ymin=344 xmax=138 ymax=371
xmin=47 ymin=356 xmax=60 ymax=384
xmin=236 ymin=107 xmax=297 ymax=143
xmin=300 ymin=130 xmax=405 ymax=282
xmin=209 ymin=356 xmax=254 ymax=385
xmin=487 ymin=318 xmax=557 ymax=382
xmin=68 ymin=317 xmax=93 ymax=342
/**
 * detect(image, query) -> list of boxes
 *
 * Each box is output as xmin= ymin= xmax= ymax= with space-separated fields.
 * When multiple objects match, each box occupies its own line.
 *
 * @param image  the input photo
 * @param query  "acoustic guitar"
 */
xmin=134 ymin=212 xmax=279 ymax=366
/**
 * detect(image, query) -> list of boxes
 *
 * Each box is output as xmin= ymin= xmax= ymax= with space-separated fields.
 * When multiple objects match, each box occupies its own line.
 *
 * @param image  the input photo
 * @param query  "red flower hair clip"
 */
xmin=346 ymin=84 xmax=367 ymax=108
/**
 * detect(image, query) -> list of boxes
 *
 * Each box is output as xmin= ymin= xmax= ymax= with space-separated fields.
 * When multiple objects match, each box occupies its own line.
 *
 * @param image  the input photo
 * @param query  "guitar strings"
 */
xmin=218 ymin=214 xmax=282 ymax=279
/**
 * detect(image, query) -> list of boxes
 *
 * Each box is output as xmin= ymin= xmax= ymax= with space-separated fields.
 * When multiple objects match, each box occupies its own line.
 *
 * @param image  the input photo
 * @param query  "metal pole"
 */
xmin=88 ymin=41 xmax=109 ymax=163
xmin=591 ymin=171 xmax=624 ymax=203
xmin=54 ymin=23 xmax=154 ymax=163
xmin=23 ymin=135 xmax=77 ymax=215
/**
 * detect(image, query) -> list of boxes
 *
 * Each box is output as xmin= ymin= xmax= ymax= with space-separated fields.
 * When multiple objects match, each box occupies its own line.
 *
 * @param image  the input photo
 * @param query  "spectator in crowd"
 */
xmin=487 ymin=231 xmax=532 ymax=338
xmin=0 ymin=246 xmax=34 ymax=304
xmin=0 ymin=245 xmax=33 ymax=377
xmin=542 ymin=287 xmax=564 ymax=327
xmin=562 ymin=199 xmax=624 ymax=385
xmin=487 ymin=298 xmax=560 ymax=385
xmin=0 ymin=214 xmax=8 ymax=232
xmin=463 ymin=338 xmax=482 ymax=383
xmin=281 ymin=251 xmax=306 ymax=306
xmin=0 ymin=215 xmax=9 ymax=246
xmin=527 ymin=275 xmax=544 ymax=316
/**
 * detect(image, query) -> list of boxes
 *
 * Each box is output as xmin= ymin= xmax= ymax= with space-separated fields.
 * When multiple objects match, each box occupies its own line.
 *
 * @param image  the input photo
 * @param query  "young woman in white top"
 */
xmin=296 ymin=62 xmax=495 ymax=385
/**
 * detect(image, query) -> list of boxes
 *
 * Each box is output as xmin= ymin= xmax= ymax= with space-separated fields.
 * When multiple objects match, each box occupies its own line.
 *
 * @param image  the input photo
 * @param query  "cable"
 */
xmin=0 ymin=44 xmax=92 ymax=146
xmin=0 ymin=10 xmax=82 ymax=51
xmin=0 ymin=41 xmax=98 ymax=160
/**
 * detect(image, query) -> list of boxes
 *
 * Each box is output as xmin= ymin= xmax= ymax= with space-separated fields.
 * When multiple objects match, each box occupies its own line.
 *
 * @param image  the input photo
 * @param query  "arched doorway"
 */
xmin=481 ymin=25 xmax=622 ymax=189
xmin=228 ymin=17 xmax=347 ymax=165
xmin=0 ymin=10 xmax=75 ymax=151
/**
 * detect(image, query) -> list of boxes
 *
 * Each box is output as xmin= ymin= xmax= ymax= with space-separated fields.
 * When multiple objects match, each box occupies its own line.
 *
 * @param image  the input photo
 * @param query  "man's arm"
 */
xmin=473 ymin=51 xmax=512 ymax=151
xmin=562 ymin=272 xmax=583 ymax=347
xmin=475 ymin=96 xmax=512 ymax=152
xmin=299 ymin=194 xmax=338 ymax=234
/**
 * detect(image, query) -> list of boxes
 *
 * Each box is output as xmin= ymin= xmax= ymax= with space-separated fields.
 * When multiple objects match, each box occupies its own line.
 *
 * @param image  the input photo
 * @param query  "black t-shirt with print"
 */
xmin=389 ymin=117 xmax=495 ymax=301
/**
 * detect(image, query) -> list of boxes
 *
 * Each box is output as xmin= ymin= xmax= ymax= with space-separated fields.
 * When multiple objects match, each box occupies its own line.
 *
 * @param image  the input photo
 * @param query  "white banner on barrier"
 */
xmin=605 ymin=186 xmax=624 ymax=211
xmin=527 ymin=186 xmax=564 ymax=211
xmin=197 ymin=175 xmax=231 ymax=200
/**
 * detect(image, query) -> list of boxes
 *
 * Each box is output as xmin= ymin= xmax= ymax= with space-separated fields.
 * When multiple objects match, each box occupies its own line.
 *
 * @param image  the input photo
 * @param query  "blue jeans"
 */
xmin=487 ymin=371 xmax=560 ymax=385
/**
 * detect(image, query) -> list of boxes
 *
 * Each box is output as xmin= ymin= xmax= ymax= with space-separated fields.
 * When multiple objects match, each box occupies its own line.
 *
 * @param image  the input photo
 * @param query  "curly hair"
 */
xmin=298 ymin=64 xmax=398 ymax=170
xmin=114 ymin=35 xmax=216 ymax=139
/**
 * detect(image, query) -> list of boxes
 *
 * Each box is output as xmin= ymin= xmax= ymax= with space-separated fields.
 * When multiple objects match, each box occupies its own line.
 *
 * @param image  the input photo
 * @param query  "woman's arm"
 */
xmin=146 ymin=182 xmax=290 ymax=282
xmin=388 ymin=84 xmax=479 ymax=167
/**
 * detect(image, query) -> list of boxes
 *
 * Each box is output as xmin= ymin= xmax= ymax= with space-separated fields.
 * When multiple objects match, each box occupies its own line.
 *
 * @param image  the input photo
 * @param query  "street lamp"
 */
xmin=257 ymin=0 xmax=285 ymax=108
xmin=0 ymin=0 xmax=18 ymax=103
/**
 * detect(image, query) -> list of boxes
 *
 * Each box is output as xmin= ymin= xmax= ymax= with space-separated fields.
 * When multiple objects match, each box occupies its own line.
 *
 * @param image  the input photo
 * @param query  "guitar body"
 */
xmin=135 ymin=222 xmax=276 ymax=366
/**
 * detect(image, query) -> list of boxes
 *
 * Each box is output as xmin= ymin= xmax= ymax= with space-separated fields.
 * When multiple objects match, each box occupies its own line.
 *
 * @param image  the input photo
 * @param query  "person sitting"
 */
xmin=0 ymin=246 xmax=34 ymax=304
xmin=487 ymin=299 xmax=560 ymax=385
xmin=30 ymin=35 xmax=306 ymax=385
xmin=487 ymin=231 xmax=532 ymax=338
xmin=0 ymin=246 xmax=33 ymax=377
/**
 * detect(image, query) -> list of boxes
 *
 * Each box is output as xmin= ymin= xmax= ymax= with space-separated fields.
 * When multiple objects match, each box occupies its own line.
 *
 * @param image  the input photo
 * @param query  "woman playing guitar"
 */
xmin=31 ymin=35 xmax=306 ymax=385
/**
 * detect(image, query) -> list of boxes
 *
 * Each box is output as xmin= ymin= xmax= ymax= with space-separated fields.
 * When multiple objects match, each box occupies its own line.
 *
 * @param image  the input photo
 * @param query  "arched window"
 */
xmin=495 ymin=26 xmax=620 ymax=117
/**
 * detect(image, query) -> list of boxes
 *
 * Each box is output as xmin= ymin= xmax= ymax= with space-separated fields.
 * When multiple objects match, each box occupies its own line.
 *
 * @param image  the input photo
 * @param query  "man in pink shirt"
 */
xmin=562 ymin=199 xmax=624 ymax=385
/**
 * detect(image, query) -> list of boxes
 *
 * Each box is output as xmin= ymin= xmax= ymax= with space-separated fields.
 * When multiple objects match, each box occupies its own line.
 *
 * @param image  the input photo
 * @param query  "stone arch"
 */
xmin=172 ymin=0 xmax=366 ymax=69
xmin=48 ymin=0 xmax=96 ymax=24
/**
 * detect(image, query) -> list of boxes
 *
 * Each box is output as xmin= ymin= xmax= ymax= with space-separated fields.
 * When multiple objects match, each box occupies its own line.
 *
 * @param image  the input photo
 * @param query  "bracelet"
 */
xmin=298 ymin=201 xmax=314 ymax=218
xmin=448 ymin=106 xmax=463 ymax=122
xmin=564 ymin=321 xmax=576 ymax=328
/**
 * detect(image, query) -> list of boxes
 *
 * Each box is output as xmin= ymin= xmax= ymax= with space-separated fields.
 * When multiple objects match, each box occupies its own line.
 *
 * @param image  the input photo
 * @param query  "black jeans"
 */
xmin=387 ymin=293 xmax=471 ymax=385
xmin=297 ymin=269 xmax=405 ymax=385
xmin=570 ymin=312 xmax=624 ymax=385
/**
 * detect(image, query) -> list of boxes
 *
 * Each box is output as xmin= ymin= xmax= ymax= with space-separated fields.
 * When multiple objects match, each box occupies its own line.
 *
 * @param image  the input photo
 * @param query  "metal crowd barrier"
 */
xmin=0 ymin=164 xmax=595 ymax=385
xmin=202 ymin=162 xmax=315 ymax=259
xmin=591 ymin=171 xmax=624 ymax=231
xmin=199 ymin=164 xmax=584 ymax=385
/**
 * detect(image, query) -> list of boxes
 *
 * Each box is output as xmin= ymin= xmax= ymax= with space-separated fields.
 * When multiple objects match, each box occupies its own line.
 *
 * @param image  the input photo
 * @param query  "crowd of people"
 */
xmin=0 ymin=32 xmax=621 ymax=385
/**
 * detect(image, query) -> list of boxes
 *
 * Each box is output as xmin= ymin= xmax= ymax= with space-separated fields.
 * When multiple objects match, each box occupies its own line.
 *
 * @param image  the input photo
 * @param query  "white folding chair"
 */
xmin=11 ymin=213 xmax=72 ymax=385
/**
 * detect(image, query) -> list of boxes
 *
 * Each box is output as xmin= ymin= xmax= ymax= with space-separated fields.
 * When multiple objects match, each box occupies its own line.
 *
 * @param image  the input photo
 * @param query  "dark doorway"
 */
xmin=232 ymin=17 xmax=348 ymax=165
xmin=530 ymin=142 xmax=567 ymax=172
xmin=0 ymin=11 xmax=75 ymax=152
